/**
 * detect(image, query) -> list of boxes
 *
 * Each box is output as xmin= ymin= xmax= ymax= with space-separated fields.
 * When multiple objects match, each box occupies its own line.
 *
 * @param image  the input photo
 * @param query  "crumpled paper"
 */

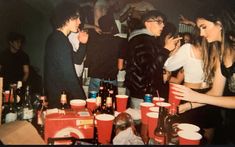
xmin=113 ymin=127 xmax=144 ymax=145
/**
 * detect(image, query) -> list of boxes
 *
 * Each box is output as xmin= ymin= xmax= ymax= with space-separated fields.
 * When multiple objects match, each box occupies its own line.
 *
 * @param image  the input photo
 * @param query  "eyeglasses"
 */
xmin=146 ymin=19 xmax=164 ymax=25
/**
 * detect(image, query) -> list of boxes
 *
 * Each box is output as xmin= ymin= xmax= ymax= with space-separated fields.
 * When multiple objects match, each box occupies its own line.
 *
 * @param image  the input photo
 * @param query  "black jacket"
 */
xmin=125 ymin=32 xmax=170 ymax=99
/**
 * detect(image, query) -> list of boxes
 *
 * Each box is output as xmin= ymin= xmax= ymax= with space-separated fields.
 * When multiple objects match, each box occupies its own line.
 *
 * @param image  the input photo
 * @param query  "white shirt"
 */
xmin=68 ymin=32 xmax=85 ymax=78
xmin=164 ymin=43 xmax=204 ymax=83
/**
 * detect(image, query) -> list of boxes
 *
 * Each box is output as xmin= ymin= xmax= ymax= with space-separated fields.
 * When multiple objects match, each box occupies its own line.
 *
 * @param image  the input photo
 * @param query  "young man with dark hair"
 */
xmin=44 ymin=1 xmax=88 ymax=108
xmin=0 ymin=32 xmax=30 ymax=90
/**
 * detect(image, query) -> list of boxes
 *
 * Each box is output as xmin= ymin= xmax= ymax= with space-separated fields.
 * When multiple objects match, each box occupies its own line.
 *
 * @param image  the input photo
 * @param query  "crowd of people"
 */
xmin=0 ymin=0 xmax=234 ymax=145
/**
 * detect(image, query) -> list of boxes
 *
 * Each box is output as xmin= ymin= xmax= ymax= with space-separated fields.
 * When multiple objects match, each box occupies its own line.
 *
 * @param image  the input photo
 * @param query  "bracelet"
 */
xmin=189 ymin=102 xmax=193 ymax=110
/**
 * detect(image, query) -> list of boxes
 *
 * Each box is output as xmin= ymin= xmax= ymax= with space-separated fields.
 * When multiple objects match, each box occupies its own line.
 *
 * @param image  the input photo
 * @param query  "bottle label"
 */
xmin=106 ymin=97 xmax=112 ymax=107
xmin=23 ymin=108 xmax=33 ymax=120
xmin=60 ymin=94 xmax=67 ymax=104
xmin=5 ymin=112 xmax=17 ymax=123
xmin=154 ymin=135 xmax=165 ymax=145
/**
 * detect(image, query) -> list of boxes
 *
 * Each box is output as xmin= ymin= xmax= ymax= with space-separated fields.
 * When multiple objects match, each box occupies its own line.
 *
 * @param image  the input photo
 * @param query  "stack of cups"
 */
xmin=152 ymin=97 xmax=165 ymax=106
xmin=146 ymin=112 xmax=159 ymax=139
xmin=140 ymin=102 xmax=155 ymax=124
xmin=168 ymin=83 xmax=181 ymax=107
xmin=177 ymin=123 xmax=202 ymax=145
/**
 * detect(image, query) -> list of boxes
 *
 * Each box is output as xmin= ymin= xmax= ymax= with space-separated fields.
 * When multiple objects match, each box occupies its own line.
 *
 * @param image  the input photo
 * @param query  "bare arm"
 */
xmin=22 ymin=65 xmax=29 ymax=82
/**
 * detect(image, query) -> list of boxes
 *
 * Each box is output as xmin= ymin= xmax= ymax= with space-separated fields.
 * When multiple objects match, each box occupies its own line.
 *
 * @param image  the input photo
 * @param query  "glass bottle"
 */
xmin=164 ymin=103 xmax=180 ymax=145
xmin=37 ymin=88 xmax=48 ymax=139
xmin=105 ymin=94 xmax=114 ymax=115
xmin=22 ymin=86 xmax=34 ymax=122
xmin=109 ymin=83 xmax=116 ymax=111
xmin=4 ymin=86 xmax=17 ymax=123
xmin=16 ymin=81 xmax=24 ymax=105
xmin=92 ymin=94 xmax=103 ymax=115
xmin=153 ymin=106 xmax=167 ymax=145
xmin=60 ymin=90 xmax=68 ymax=110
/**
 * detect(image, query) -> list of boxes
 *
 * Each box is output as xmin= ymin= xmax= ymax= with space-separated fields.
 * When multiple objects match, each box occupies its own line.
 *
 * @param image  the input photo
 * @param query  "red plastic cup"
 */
xmin=140 ymin=102 xmax=155 ymax=124
xmin=149 ymin=106 xmax=159 ymax=112
xmin=95 ymin=114 xmax=115 ymax=144
xmin=168 ymin=83 xmax=181 ymax=106
xmin=4 ymin=90 xmax=12 ymax=103
xmin=152 ymin=97 xmax=165 ymax=106
xmin=146 ymin=112 xmax=159 ymax=139
xmin=86 ymin=98 xmax=96 ymax=112
xmin=70 ymin=99 xmax=86 ymax=111
xmin=178 ymin=130 xmax=202 ymax=145
xmin=116 ymin=95 xmax=128 ymax=112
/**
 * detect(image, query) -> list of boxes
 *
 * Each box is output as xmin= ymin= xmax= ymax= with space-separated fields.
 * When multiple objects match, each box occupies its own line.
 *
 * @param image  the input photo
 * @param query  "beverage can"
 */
xmin=144 ymin=94 xmax=153 ymax=102
xmin=89 ymin=91 xmax=98 ymax=99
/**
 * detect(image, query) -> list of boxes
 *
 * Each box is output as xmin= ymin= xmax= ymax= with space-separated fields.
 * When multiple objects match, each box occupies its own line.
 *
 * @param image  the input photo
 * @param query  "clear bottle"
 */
xmin=5 ymin=86 xmax=17 ymax=123
xmin=22 ymin=86 xmax=34 ymax=122
xmin=153 ymin=106 xmax=167 ymax=145
xmin=164 ymin=103 xmax=180 ymax=145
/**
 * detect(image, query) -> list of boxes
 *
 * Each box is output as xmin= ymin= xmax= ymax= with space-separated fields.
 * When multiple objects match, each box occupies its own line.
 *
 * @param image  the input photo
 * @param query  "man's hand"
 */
xmin=78 ymin=31 xmax=89 ymax=44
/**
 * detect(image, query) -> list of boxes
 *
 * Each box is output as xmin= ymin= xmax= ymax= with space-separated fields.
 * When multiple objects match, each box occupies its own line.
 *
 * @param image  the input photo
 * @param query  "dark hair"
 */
xmin=51 ymin=1 xmax=81 ymax=29
xmin=7 ymin=32 xmax=25 ymax=44
xmin=158 ymin=21 xmax=177 ymax=46
xmin=141 ymin=10 xmax=167 ymax=24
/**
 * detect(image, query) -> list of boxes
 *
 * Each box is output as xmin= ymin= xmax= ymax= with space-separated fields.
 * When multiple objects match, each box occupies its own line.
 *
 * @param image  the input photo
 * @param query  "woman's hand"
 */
xmin=171 ymin=83 xmax=199 ymax=103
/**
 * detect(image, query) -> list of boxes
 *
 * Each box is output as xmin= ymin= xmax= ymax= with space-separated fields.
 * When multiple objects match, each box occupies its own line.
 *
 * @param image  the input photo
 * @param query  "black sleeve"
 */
xmin=73 ymin=43 xmax=87 ymax=65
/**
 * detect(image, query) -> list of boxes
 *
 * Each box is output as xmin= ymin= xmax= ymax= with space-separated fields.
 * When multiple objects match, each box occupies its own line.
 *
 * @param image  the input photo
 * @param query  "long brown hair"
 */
xmin=195 ymin=6 xmax=235 ymax=83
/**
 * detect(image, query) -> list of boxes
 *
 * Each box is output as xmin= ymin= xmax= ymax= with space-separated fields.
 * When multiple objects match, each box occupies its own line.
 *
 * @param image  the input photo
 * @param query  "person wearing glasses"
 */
xmin=124 ymin=10 xmax=181 ymax=143
xmin=44 ymin=1 xmax=87 ymax=108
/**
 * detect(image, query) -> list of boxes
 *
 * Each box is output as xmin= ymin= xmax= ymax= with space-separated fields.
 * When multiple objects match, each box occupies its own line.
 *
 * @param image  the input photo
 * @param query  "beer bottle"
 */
xmin=4 ymin=86 xmax=17 ymax=123
xmin=105 ymin=94 xmax=114 ymax=115
xmin=37 ymin=88 xmax=48 ymax=139
xmin=22 ymin=86 xmax=34 ymax=122
xmin=164 ymin=103 xmax=180 ymax=145
xmin=60 ymin=90 xmax=68 ymax=110
xmin=153 ymin=106 xmax=167 ymax=145
xmin=93 ymin=94 xmax=103 ymax=115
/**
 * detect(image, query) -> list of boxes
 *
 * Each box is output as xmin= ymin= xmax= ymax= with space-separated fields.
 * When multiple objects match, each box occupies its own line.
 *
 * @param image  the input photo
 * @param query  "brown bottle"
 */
xmin=153 ymin=106 xmax=167 ymax=145
xmin=164 ymin=103 xmax=180 ymax=145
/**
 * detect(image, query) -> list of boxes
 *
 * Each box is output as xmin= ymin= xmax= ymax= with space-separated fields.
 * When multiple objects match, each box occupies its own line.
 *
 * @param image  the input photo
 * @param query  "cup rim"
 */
xmin=156 ymin=102 xmax=171 ymax=107
xmin=178 ymin=130 xmax=202 ymax=140
xmin=115 ymin=95 xmax=128 ymax=98
xmin=140 ymin=102 xmax=155 ymax=107
xmin=146 ymin=112 xmax=159 ymax=118
xmin=177 ymin=123 xmax=200 ymax=132
xmin=95 ymin=114 xmax=115 ymax=121
xmin=149 ymin=107 xmax=159 ymax=112
xmin=153 ymin=97 xmax=165 ymax=101
xmin=86 ymin=98 xmax=96 ymax=102
xmin=70 ymin=99 xmax=86 ymax=106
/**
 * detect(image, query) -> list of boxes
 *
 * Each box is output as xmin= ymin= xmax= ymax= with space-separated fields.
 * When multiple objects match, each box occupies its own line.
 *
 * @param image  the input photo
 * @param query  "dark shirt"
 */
xmin=85 ymin=33 xmax=121 ymax=80
xmin=125 ymin=33 xmax=170 ymax=99
xmin=44 ymin=30 xmax=86 ymax=108
xmin=0 ymin=49 xmax=29 ymax=89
